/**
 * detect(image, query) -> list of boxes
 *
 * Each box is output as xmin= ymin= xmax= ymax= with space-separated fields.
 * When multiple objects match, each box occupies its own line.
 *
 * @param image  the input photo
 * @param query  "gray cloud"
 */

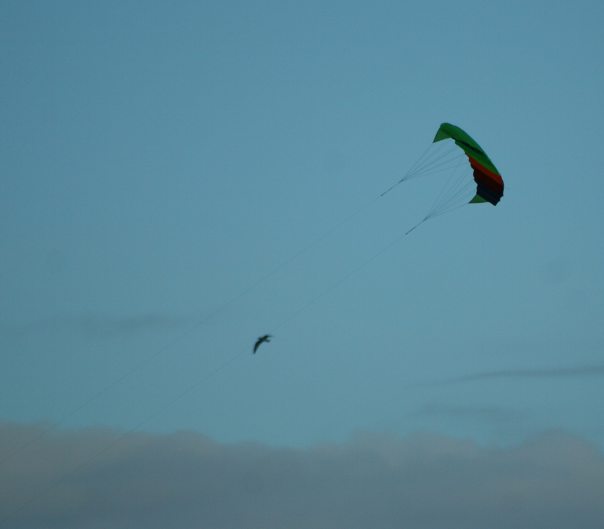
xmin=2 ymin=422 xmax=604 ymax=529
xmin=412 ymin=403 xmax=519 ymax=424
xmin=1 ymin=313 xmax=189 ymax=339
xmin=445 ymin=364 xmax=604 ymax=384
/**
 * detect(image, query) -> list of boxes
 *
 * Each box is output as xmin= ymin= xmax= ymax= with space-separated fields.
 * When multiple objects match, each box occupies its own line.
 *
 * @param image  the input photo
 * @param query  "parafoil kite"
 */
xmin=433 ymin=123 xmax=504 ymax=206
xmin=381 ymin=122 xmax=505 ymax=234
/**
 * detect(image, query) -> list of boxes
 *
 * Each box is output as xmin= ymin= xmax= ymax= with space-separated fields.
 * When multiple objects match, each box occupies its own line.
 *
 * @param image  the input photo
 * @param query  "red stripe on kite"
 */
xmin=468 ymin=156 xmax=504 ymax=193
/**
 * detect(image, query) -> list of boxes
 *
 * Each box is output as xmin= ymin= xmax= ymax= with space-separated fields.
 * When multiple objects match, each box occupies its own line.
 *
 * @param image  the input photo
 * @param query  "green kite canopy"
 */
xmin=433 ymin=123 xmax=504 ymax=205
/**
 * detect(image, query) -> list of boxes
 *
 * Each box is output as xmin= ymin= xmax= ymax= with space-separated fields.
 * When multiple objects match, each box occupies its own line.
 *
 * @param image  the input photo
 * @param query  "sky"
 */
xmin=2 ymin=0 xmax=604 ymax=527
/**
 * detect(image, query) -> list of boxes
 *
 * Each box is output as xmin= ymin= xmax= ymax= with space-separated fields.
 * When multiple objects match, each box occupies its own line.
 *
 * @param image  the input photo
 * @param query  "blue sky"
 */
xmin=3 ymin=1 xmax=604 ymax=526
xmin=2 ymin=3 xmax=604 ymax=522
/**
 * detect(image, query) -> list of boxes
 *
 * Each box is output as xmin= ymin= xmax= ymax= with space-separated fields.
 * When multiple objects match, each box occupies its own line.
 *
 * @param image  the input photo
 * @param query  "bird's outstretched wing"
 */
xmin=253 ymin=334 xmax=272 ymax=354
xmin=253 ymin=337 xmax=262 ymax=353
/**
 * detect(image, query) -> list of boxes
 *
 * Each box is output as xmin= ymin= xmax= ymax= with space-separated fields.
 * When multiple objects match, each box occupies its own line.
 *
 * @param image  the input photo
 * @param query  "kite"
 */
xmin=433 ymin=122 xmax=504 ymax=206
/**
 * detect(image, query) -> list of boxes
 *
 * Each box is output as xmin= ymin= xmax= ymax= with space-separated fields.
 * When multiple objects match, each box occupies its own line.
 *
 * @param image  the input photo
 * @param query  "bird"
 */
xmin=253 ymin=334 xmax=272 ymax=354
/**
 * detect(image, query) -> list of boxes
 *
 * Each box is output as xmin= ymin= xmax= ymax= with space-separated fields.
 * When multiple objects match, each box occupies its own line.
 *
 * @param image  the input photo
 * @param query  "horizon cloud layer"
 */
xmin=1 ymin=422 xmax=604 ymax=529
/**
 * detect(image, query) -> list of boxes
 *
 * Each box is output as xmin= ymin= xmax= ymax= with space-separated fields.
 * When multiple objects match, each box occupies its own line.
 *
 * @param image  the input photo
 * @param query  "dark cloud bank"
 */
xmin=2 ymin=422 xmax=604 ymax=529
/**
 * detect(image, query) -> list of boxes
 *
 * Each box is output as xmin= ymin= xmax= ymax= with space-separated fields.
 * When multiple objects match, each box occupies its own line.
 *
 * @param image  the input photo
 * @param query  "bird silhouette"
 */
xmin=253 ymin=334 xmax=272 ymax=354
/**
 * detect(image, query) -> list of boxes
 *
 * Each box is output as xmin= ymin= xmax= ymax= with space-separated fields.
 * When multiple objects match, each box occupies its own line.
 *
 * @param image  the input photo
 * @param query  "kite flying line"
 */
xmin=0 ymin=157 xmax=406 ymax=468
xmin=2 ymin=122 xmax=505 ymax=501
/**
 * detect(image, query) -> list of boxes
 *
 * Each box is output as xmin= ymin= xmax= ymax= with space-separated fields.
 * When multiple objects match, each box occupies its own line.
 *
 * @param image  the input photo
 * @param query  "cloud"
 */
xmin=1 ymin=313 xmax=189 ymax=339
xmin=1 ymin=423 xmax=604 ymax=529
xmin=444 ymin=364 xmax=604 ymax=384
xmin=412 ymin=403 xmax=519 ymax=424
